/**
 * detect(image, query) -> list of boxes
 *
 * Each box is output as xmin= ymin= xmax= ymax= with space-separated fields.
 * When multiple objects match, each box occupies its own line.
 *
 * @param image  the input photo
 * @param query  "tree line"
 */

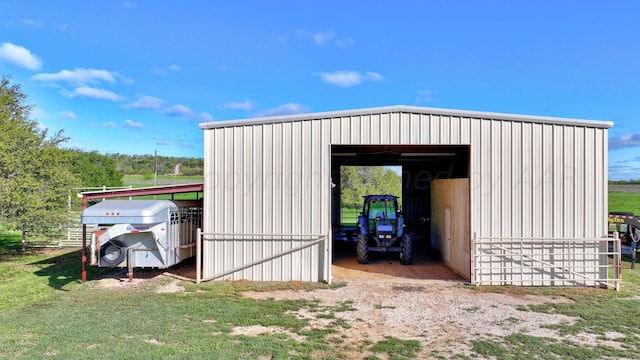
xmin=106 ymin=153 xmax=203 ymax=177
xmin=340 ymin=166 xmax=402 ymax=209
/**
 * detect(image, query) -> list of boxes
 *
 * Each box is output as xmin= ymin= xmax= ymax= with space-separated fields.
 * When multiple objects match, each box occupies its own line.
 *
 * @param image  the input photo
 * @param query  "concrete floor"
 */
xmin=331 ymin=240 xmax=465 ymax=282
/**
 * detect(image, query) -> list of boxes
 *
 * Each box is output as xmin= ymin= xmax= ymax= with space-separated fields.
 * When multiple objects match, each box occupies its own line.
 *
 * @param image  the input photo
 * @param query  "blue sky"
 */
xmin=0 ymin=1 xmax=638 ymax=179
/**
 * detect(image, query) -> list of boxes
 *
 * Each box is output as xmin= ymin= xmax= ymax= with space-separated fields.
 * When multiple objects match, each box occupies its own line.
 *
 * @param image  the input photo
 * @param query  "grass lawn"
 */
xmin=1 ymin=188 xmax=639 ymax=358
xmin=609 ymin=191 xmax=640 ymax=215
xmin=0 ymin=233 xmax=418 ymax=359
xmin=2 ymin=231 xmax=640 ymax=359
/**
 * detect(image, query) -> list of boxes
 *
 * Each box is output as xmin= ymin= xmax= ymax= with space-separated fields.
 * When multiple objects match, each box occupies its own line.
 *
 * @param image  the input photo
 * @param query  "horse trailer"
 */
xmin=81 ymin=199 xmax=202 ymax=278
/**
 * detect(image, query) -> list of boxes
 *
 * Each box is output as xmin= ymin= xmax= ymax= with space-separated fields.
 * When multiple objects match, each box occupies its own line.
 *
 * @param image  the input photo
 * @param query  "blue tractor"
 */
xmin=356 ymin=195 xmax=412 ymax=265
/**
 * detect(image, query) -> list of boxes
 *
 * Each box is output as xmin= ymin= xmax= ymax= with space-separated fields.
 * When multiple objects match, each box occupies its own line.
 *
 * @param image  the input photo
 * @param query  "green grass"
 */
xmin=609 ymin=191 xmax=640 ymax=214
xmin=2 ymin=188 xmax=640 ymax=359
xmin=340 ymin=207 xmax=360 ymax=225
xmin=4 ymin=235 xmax=640 ymax=360
xmin=90 ymin=175 xmax=205 ymax=202
xmin=123 ymin=175 xmax=203 ymax=188
xmin=0 ymin=233 xmax=416 ymax=359
xmin=463 ymin=272 xmax=640 ymax=359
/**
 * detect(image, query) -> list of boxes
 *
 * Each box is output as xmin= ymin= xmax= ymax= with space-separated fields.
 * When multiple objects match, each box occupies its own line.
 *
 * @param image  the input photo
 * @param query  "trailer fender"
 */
xmin=100 ymin=239 xmax=127 ymax=266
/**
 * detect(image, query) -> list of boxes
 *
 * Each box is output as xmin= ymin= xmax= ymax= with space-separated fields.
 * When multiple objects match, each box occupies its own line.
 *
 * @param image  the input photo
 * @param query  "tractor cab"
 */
xmin=361 ymin=195 xmax=402 ymax=244
xmin=357 ymin=195 xmax=411 ymax=265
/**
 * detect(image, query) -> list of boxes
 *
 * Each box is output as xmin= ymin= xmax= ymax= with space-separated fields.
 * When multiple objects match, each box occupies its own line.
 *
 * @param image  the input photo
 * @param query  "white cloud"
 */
xmin=164 ymin=104 xmax=195 ymax=117
xmin=0 ymin=42 xmax=42 ymax=70
xmin=32 ymin=68 xmax=118 ymax=85
xmin=416 ymin=90 xmax=434 ymax=103
xmin=124 ymin=119 xmax=144 ymax=129
xmin=125 ymin=95 xmax=165 ymax=110
xmin=295 ymin=29 xmax=347 ymax=46
xmin=315 ymin=70 xmax=385 ymax=87
xmin=313 ymin=32 xmax=335 ymax=46
xmin=30 ymin=107 xmax=47 ymax=120
xmin=336 ymin=37 xmax=354 ymax=47
xmin=253 ymin=103 xmax=309 ymax=117
xmin=222 ymin=100 xmax=254 ymax=111
xmin=610 ymin=133 xmax=640 ymax=150
xmin=21 ymin=19 xmax=42 ymax=28
xmin=199 ymin=112 xmax=214 ymax=122
xmin=125 ymin=95 xmax=211 ymax=122
xmin=154 ymin=64 xmax=182 ymax=75
xmin=103 ymin=121 xmax=117 ymax=128
xmin=67 ymin=86 xmax=123 ymax=101
xmin=58 ymin=110 xmax=77 ymax=119
xmin=364 ymin=72 xmax=384 ymax=82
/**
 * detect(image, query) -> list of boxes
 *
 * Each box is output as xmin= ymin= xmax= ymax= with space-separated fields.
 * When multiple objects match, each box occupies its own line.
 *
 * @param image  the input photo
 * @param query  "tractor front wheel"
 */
xmin=400 ymin=234 xmax=412 ymax=265
xmin=357 ymin=234 xmax=369 ymax=264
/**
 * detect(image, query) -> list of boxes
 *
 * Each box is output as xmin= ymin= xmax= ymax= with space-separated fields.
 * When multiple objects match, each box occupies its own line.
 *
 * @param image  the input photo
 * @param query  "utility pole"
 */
xmin=154 ymin=150 xmax=158 ymax=199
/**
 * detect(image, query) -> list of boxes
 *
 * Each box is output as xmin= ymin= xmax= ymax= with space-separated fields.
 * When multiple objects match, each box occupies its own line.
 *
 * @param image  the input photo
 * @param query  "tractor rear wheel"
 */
xmin=357 ymin=234 xmax=369 ymax=264
xmin=400 ymin=233 xmax=412 ymax=265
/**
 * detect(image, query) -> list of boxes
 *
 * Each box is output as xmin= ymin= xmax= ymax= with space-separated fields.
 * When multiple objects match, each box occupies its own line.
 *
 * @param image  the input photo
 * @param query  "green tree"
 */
xmin=65 ymin=150 xmax=124 ymax=187
xmin=0 ymin=76 xmax=79 ymax=250
xmin=340 ymin=166 xmax=402 ymax=210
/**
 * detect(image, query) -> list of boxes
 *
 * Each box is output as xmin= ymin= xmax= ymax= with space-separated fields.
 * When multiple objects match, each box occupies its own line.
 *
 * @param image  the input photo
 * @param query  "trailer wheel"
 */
xmin=357 ymin=234 xmax=369 ymax=264
xmin=400 ymin=234 xmax=412 ymax=265
xmin=100 ymin=240 xmax=126 ymax=266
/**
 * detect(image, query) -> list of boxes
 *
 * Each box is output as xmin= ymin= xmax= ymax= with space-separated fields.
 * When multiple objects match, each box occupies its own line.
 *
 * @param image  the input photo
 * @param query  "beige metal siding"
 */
xmin=203 ymin=120 xmax=331 ymax=281
xmin=470 ymin=121 xmax=609 ymax=285
xmin=201 ymin=107 xmax=610 ymax=284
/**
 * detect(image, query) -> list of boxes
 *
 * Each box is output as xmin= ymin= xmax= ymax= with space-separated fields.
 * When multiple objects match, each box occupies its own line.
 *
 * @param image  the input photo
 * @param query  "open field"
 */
xmin=609 ymin=189 xmax=640 ymax=215
xmin=123 ymin=175 xmax=203 ymax=188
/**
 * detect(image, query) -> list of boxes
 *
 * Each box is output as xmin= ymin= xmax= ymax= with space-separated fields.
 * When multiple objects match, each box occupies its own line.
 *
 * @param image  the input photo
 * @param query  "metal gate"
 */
xmin=472 ymin=233 xmax=621 ymax=290
xmin=196 ymin=231 xmax=330 ymax=283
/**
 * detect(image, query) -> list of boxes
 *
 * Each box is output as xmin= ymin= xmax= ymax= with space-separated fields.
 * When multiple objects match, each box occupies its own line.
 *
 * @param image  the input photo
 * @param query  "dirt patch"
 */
xmin=243 ymin=281 xmax=576 ymax=358
xmin=94 ymin=261 xmax=619 ymax=358
xmin=155 ymin=279 xmax=186 ymax=293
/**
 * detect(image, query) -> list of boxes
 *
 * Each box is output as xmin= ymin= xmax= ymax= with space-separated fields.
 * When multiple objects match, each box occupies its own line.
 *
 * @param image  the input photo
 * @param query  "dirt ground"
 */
xmin=330 ymin=241 xmax=464 ymax=282
xmin=96 ymin=242 xmax=623 ymax=359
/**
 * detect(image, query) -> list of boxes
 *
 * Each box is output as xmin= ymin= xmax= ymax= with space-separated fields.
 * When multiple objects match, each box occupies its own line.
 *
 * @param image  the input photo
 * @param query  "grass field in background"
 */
xmin=123 ymin=175 xmax=203 ymax=188
xmin=609 ymin=190 xmax=640 ymax=215
xmin=340 ymin=208 xmax=360 ymax=225
xmin=98 ymin=175 xmax=206 ymax=201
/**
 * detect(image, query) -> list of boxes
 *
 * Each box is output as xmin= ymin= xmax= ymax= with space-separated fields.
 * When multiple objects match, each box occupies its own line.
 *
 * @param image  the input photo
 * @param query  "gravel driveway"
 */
xmin=241 ymin=280 xmax=580 ymax=359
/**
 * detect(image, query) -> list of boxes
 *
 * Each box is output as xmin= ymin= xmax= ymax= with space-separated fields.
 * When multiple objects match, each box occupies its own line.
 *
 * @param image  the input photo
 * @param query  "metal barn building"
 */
xmin=199 ymin=105 xmax=616 ymax=287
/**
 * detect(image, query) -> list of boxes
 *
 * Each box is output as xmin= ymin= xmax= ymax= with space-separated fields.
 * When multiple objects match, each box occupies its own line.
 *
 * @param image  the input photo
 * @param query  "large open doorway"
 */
xmin=330 ymin=144 xmax=470 ymax=281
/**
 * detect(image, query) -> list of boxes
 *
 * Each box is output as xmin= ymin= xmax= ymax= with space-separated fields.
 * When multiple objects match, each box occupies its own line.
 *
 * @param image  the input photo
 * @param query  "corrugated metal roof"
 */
xmin=79 ymin=182 xmax=204 ymax=200
xmin=199 ymin=105 xmax=614 ymax=130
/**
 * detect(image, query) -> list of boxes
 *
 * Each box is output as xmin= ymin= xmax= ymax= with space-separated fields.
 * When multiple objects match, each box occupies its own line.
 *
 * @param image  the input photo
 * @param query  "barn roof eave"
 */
xmin=198 ymin=105 xmax=614 ymax=130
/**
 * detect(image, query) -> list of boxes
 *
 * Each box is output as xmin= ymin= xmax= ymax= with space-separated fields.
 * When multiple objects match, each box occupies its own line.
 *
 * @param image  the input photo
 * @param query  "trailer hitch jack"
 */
xmin=127 ymin=248 xmax=134 ymax=281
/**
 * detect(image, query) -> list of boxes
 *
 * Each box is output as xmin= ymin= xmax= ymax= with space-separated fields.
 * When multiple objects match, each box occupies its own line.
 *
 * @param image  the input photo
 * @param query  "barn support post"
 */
xmin=81 ymin=224 xmax=87 ymax=283
xmin=196 ymin=228 xmax=202 ymax=284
